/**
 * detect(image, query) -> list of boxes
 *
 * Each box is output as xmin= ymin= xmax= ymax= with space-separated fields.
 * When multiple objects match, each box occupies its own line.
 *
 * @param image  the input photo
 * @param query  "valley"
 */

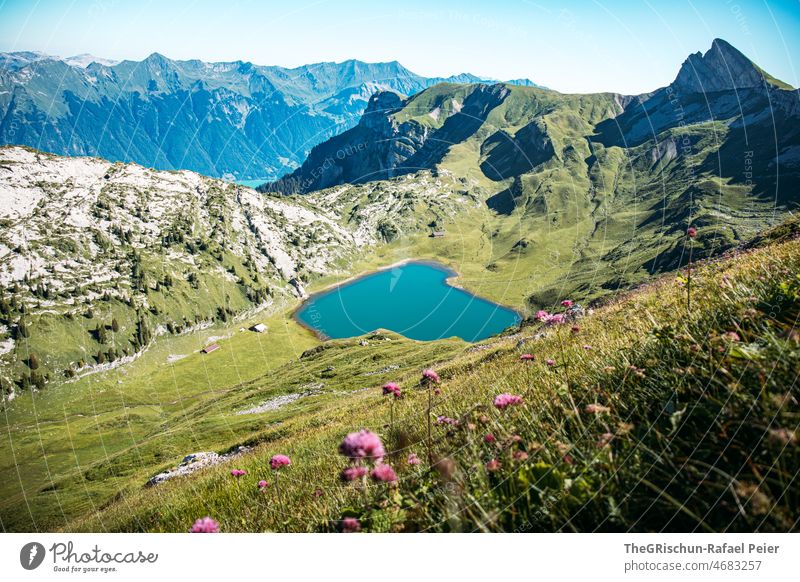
xmin=0 ymin=37 xmax=798 ymax=533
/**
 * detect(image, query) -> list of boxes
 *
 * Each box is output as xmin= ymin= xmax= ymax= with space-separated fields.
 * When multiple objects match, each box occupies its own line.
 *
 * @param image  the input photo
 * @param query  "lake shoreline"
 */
xmin=291 ymin=258 xmax=525 ymax=343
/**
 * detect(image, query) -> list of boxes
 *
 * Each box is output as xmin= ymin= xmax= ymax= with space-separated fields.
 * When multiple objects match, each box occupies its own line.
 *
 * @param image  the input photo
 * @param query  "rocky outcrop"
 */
xmin=595 ymin=39 xmax=799 ymax=150
xmin=672 ymin=38 xmax=776 ymax=94
xmin=146 ymin=446 xmax=253 ymax=487
xmin=263 ymin=83 xmax=511 ymax=194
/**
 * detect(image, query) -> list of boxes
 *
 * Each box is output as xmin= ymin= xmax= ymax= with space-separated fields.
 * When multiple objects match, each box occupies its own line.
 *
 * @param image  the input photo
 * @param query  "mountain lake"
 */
xmin=295 ymin=261 xmax=521 ymax=342
xmin=235 ymin=179 xmax=268 ymax=189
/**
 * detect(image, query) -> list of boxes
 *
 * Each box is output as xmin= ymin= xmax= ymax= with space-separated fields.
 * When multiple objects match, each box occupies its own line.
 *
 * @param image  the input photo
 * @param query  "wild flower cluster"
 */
xmin=183 ymin=230 xmax=799 ymax=534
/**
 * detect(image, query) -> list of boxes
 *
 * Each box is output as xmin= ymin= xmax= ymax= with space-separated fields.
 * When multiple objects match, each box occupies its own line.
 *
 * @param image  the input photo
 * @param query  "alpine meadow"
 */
xmin=0 ymin=23 xmax=799 ymax=540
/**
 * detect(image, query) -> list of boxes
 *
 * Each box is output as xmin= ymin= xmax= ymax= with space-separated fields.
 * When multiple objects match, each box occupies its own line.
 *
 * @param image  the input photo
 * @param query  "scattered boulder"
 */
xmin=146 ymin=445 xmax=252 ymax=487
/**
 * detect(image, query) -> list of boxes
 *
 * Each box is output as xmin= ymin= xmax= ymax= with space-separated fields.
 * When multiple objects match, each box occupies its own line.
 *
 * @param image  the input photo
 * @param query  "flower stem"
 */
xmin=687 ymin=243 xmax=693 ymax=313
xmin=427 ymin=384 xmax=432 ymax=464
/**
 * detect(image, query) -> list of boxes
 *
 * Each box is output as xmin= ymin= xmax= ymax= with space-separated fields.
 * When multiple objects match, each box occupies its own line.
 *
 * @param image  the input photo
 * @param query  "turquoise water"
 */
xmin=295 ymin=261 xmax=520 ymax=342
xmin=236 ymin=179 xmax=268 ymax=188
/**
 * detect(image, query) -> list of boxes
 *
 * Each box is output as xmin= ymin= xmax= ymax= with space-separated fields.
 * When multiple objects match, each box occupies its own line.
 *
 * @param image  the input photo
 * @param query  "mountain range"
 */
xmin=0 ymin=51 xmax=539 ymax=180
xmin=2 ymin=38 xmax=798 ymax=382
xmin=1 ymin=38 xmax=799 ymax=534
xmin=261 ymin=38 xmax=799 ymax=301
xmin=266 ymin=39 xmax=798 ymax=194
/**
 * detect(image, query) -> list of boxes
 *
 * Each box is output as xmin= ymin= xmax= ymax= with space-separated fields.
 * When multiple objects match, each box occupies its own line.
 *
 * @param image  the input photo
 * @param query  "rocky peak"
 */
xmin=364 ymin=90 xmax=404 ymax=113
xmin=359 ymin=90 xmax=404 ymax=131
xmin=671 ymin=38 xmax=766 ymax=93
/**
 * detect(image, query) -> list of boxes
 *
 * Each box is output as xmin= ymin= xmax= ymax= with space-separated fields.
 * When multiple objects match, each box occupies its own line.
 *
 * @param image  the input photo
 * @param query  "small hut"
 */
xmin=430 ymin=230 xmax=446 ymax=238
xmin=201 ymin=343 xmax=220 ymax=354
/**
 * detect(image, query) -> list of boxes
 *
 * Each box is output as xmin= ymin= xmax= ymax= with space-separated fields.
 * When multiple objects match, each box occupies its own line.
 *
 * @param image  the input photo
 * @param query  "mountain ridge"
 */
xmin=0 ymin=52 xmax=542 ymax=180
xmin=263 ymin=39 xmax=799 ymax=196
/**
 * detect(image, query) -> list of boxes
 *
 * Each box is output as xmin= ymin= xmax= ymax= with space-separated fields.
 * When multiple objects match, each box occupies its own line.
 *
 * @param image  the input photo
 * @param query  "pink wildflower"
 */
xmin=338 ymin=430 xmax=385 ymax=463
xmin=535 ymin=310 xmax=551 ymax=322
xmin=561 ymin=300 xmax=573 ymax=307
xmin=382 ymin=382 xmax=401 ymax=398
xmin=421 ymin=368 xmax=440 ymax=384
xmin=230 ymin=469 xmax=246 ymax=478
xmin=583 ymin=344 xmax=592 ymax=350
xmin=340 ymin=465 xmax=369 ymax=482
xmin=520 ymin=353 xmax=535 ymax=361
xmin=341 ymin=517 xmax=361 ymax=533
xmin=313 ymin=488 xmax=324 ymax=498
xmin=370 ymin=463 xmax=398 ymax=483
xmin=513 ymin=450 xmax=529 ymax=462
xmin=436 ymin=415 xmax=459 ymax=426
xmin=724 ymin=331 xmax=741 ymax=342
xmin=270 ymin=454 xmax=291 ymax=470
xmin=485 ymin=459 xmax=502 ymax=472
xmin=548 ymin=313 xmax=566 ymax=325
xmin=585 ymin=404 xmax=611 ymax=414
xmin=434 ymin=388 xmax=442 ymax=396
xmin=407 ymin=453 xmax=420 ymax=466
xmin=189 ymin=517 xmax=219 ymax=533
xmin=484 ymin=433 xmax=496 ymax=443
xmin=493 ymin=393 xmax=524 ymax=410
xmin=687 ymin=227 xmax=697 ymax=238
xmin=257 ymin=479 xmax=269 ymax=490
xmin=546 ymin=358 xmax=556 ymax=367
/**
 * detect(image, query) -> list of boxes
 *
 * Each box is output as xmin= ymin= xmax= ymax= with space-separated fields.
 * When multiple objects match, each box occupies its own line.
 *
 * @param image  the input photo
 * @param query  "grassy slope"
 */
xmin=383 ymin=84 xmax=791 ymax=307
xmin=59 ymin=224 xmax=800 ymax=533
xmin=1 ymin=79 xmax=797 ymax=531
xmin=2 ymin=183 xmax=796 ymax=531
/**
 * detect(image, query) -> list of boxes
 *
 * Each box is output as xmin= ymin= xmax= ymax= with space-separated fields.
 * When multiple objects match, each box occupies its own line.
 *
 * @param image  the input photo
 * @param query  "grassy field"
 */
xmin=0 ymin=218 xmax=794 ymax=532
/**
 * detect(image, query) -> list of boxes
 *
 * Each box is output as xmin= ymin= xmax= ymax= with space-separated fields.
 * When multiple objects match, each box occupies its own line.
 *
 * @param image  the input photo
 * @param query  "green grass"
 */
xmin=2 ymin=187 xmax=797 ymax=532
xmin=39 ymin=229 xmax=800 ymax=533
xmin=0 ymin=300 xmax=323 ymax=531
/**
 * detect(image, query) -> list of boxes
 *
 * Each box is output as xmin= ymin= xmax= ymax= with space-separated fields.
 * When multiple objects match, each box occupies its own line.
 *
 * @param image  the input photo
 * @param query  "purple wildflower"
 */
xmin=370 ymin=463 xmax=398 ymax=483
xmin=382 ymin=382 xmax=401 ymax=398
xmin=340 ymin=465 xmax=369 ymax=482
xmin=421 ymin=368 xmax=440 ymax=384
xmin=269 ymin=454 xmax=291 ymax=470
xmin=338 ymin=430 xmax=385 ymax=464
xmin=493 ymin=393 xmax=524 ymax=410
xmin=341 ymin=517 xmax=361 ymax=533
xmin=436 ymin=415 xmax=459 ymax=426
xmin=189 ymin=517 xmax=219 ymax=533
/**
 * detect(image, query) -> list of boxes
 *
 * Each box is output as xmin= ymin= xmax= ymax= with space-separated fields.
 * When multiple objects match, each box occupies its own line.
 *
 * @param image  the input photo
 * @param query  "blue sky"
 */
xmin=0 ymin=0 xmax=798 ymax=93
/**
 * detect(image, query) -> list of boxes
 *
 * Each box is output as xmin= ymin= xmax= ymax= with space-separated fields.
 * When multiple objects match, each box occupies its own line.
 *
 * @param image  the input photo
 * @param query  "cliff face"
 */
xmin=263 ymin=83 xmax=513 ymax=194
xmin=672 ymin=38 xmax=781 ymax=93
